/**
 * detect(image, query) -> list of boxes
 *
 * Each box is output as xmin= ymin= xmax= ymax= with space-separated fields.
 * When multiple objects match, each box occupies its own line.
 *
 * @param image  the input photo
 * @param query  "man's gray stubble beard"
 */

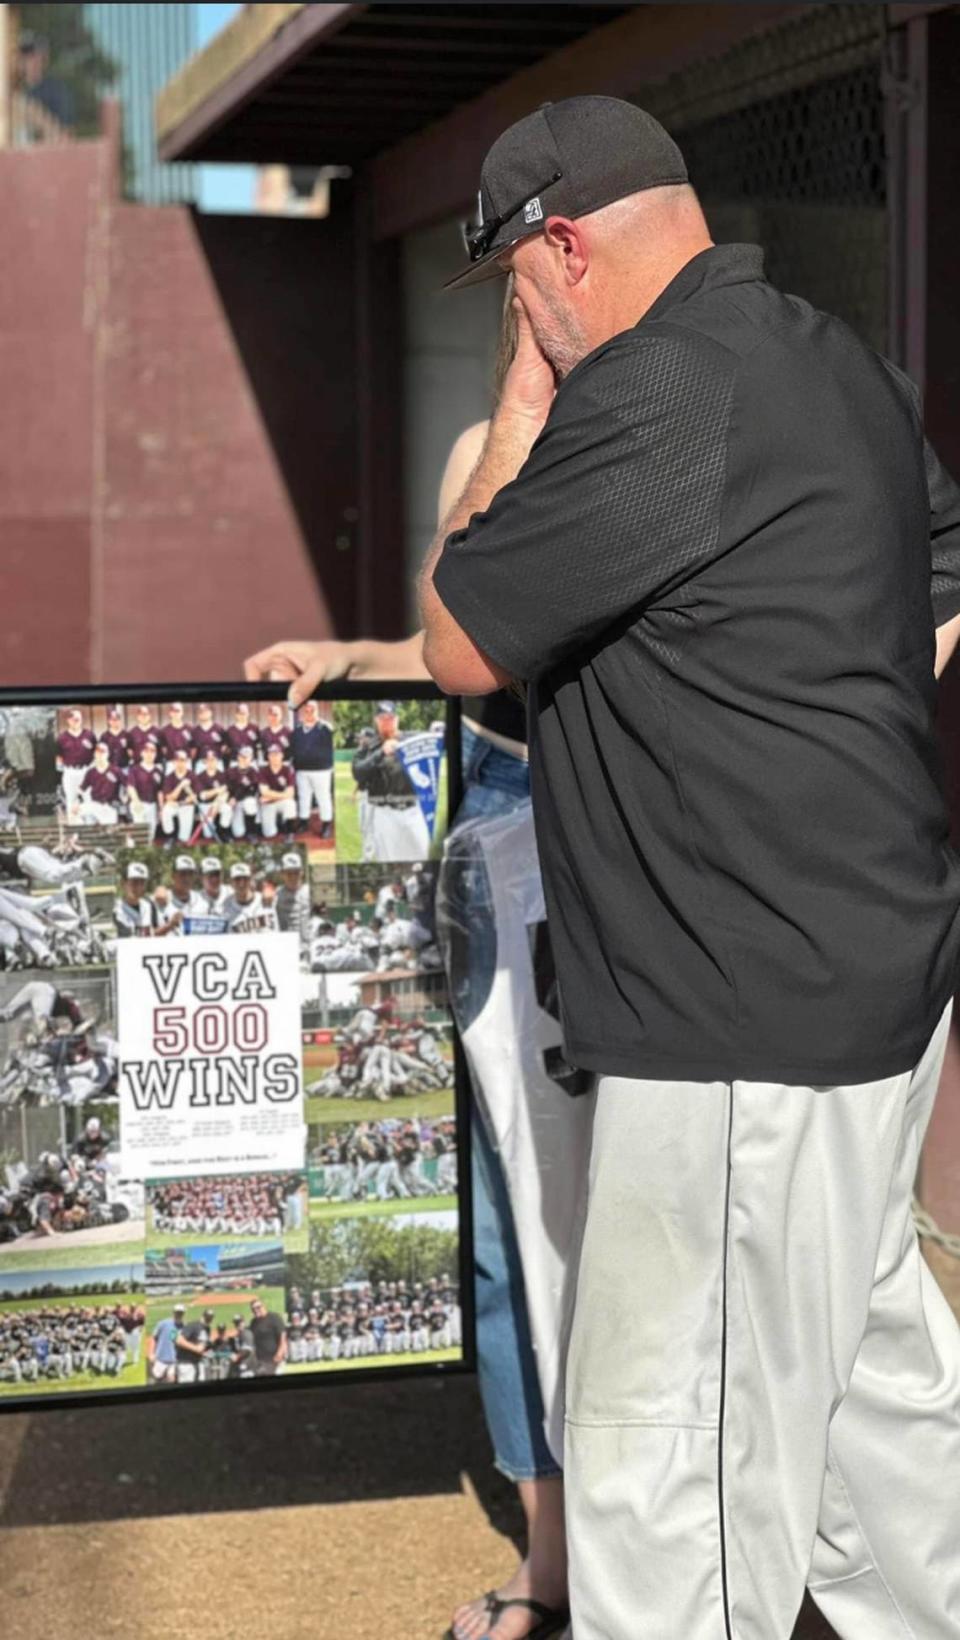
xmin=529 ymin=296 xmax=588 ymax=380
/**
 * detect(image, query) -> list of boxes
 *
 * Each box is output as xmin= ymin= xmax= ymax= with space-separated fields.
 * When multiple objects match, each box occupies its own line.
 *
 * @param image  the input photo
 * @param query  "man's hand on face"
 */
xmin=496 ymin=299 xmax=556 ymax=441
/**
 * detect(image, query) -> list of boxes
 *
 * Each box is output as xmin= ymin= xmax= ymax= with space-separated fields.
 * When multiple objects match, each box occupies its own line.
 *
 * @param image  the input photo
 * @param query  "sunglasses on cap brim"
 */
xmin=460 ymin=169 xmax=562 ymax=262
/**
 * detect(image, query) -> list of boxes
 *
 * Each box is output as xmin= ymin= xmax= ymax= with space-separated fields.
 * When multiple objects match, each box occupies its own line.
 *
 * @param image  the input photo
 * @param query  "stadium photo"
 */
xmin=0 ymin=1258 xmax=146 ymax=1397
xmin=333 ymin=699 xmax=448 ymax=865
xmin=144 ymin=1242 xmax=287 ymax=1388
xmin=146 ymin=1171 xmax=308 ymax=1251
xmin=304 ymin=860 xmax=442 ymax=977
xmin=308 ymin=1114 xmax=458 ymax=1221
xmin=302 ymin=971 xmax=455 ymax=1125
xmin=283 ymin=1209 xmax=461 ymax=1374
xmin=51 ymin=700 xmax=336 ymax=855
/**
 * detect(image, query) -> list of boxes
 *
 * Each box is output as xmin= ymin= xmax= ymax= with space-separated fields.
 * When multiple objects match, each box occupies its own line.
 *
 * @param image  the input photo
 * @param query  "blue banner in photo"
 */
xmin=182 ymin=914 xmax=229 ymax=936
xmin=397 ymin=729 xmax=445 ymax=837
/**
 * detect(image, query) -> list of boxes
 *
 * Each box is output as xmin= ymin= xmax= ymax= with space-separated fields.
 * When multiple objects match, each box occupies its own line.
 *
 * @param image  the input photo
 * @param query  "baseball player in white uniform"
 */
xmin=196 ymin=858 xmax=230 ymax=921
xmin=223 ymin=861 xmax=280 ymax=933
xmin=113 ymin=861 xmax=162 ymax=937
xmin=377 ymin=908 xmax=431 ymax=971
xmin=157 ymin=856 xmax=200 ymax=932
xmin=0 ymin=839 xmax=108 ymax=889
xmin=274 ymin=852 xmax=310 ymax=951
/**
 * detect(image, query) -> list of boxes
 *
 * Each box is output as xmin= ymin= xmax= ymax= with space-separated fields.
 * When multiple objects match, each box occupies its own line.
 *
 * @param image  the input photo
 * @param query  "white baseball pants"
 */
xmin=161 ymin=803 xmax=194 ymax=843
xmin=76 ymin=801 xmax=117 ymax=827
xmin=59 ymin=767 xmax=86 ymax=815
xmin=358 ymin=791 xmax=375 ymax=860
xmin=261 ymin=798 xmax=297 ymax=838
xmin=370 ymin=802 xmax=430 ymax=862
xmin=296 ymin=769 xmax=333 ymax=823
xmin=564 ymin=1002 xmax=960 ymax=1640
xmin=226 ymin=797 xmax=259 ymax=838
xmin=133 ymin=801 xmax=158 ymax=837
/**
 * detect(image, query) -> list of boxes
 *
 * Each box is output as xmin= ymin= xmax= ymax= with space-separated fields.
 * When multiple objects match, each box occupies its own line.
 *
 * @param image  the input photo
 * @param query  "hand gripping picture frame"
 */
xmin=0 ymin=682 xmax=472 ymax=1409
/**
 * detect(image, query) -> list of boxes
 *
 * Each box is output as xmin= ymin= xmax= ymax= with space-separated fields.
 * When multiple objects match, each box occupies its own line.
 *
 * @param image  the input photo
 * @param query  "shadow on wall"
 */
xmin=192 ymin=202 xmax=360 ymax=636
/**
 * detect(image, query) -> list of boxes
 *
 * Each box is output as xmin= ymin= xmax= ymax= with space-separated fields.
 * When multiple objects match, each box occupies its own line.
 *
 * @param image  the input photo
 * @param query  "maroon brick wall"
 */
xmin=0 ymin=135 xmax=342 ymax=688
xmin=0 ymin=142 xmax=106 ymax=683
xmin=96 ymin=203 xmax=335 ymax=682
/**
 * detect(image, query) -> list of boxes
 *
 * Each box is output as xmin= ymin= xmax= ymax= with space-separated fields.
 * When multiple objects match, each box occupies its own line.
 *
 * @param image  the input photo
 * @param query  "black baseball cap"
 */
xmin=446 ymin=95 xmax=687 ymax=291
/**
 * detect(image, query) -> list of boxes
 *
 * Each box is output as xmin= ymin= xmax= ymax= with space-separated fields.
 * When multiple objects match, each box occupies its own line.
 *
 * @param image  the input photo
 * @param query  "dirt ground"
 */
xmin=0 ymin=1248 xmax=955 ymax=1640
xmin=0 ymin=1375 xmax=833 ymax=1640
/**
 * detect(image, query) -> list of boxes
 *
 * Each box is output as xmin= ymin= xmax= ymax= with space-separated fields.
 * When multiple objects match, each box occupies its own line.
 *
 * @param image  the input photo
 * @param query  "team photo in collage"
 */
xmin=0 ymin=694 xmax=462 ymax=1396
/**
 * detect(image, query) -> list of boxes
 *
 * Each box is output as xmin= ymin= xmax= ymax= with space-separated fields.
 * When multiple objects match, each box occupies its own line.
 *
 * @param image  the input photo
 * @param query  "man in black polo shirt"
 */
xmin=249 ymin=1296 xmax=287 ymax=1377
xmin=421 ymin=96 xmax=960 ymax=1640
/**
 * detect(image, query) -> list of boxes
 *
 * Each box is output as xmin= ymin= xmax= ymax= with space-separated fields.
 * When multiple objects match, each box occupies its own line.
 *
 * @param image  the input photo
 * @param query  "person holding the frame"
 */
xmin=245 ymin=281 xmax=571 ymax=1640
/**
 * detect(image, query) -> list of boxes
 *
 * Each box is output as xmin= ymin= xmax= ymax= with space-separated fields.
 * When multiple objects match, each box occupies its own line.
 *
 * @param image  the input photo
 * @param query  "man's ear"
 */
xmin=543 ymin=216 xmax=588 ymax=285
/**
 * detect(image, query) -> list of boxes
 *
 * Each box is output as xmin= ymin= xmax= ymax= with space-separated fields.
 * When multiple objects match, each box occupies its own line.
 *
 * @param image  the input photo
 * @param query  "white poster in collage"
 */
xmin=117 ymin=931 xmax=304 ymax=1179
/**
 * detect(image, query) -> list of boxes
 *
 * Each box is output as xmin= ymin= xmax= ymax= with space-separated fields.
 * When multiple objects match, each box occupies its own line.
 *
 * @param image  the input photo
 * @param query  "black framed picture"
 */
xmin=0 ymin=683 xmax=471 ymax=1408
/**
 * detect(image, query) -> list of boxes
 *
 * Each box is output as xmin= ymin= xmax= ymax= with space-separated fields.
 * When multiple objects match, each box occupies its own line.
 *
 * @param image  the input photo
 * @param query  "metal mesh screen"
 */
xmin=634 ymin=5 xmax=888 ymax=353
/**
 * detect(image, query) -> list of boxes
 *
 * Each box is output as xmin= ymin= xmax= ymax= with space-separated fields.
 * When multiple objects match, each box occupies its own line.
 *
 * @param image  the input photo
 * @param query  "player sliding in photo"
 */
xmin=0 ymin=836 xmax=111 ymax=890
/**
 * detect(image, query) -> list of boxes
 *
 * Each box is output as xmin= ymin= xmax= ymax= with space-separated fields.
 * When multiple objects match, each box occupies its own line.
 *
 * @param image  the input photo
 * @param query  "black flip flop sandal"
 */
xmin=445 ymin=1589 xmax=570 ymax=1640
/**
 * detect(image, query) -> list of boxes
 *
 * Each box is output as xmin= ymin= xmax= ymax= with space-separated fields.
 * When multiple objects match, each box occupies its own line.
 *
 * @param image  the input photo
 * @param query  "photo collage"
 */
xmin=0 ymin=693 xmax=463 ymax=1399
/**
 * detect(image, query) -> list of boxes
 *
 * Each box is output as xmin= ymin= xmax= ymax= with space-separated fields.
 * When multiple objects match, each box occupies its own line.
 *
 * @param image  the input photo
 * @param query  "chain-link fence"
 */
xmin=634 ymin=4 xmax=888 ymax=353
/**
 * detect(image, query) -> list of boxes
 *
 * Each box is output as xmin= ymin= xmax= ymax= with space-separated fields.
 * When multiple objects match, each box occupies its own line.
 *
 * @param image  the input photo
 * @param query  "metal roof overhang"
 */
xmin=156 ymin=3 xmax=630 ymax=169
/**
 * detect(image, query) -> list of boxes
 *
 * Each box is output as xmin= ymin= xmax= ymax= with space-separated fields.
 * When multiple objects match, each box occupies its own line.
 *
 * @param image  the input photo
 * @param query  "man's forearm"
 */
xmin=419 ymin=410 xmax=540 ymax=692
xmin=420 ymin=410 xmax=534 ymax=603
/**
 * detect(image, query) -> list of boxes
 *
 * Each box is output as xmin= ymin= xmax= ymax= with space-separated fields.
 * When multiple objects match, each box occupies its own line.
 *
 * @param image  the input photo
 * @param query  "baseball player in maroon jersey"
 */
xmin=195 ymin=749 xmax=231 ymax=838
xmin=127 ymin=704 xmax=161 ymax=766
xmin=99 ymin=706 xmax=129 ymax=768
xmin=226 ymin=703 xmax=261 ymax=764
xmin=72 ymin=743 xmax=123 ymax=827
xmin=258 ymin=744 xmax=297 ymax=839
xmin=126 ymin=742 xmax=163 ymax=839
xmin=159 ymin=703 xmax=194 ymax=771
xmin=261 ymin=701 xmax=292 ymax=760
xmin=56 ymin=709 xmax=96 ymax=817
xmin=191 ymin=703 xmax=228 ymax=771
xmin=159 ymin=749 xmax=198 ymax=844
xmin=224 ymin=744 xmax=260 ymax=839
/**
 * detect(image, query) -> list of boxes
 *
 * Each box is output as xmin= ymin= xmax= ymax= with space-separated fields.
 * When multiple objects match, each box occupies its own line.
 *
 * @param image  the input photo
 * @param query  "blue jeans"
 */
xmin=445 ymin=726 xmax=560 ymax=1482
